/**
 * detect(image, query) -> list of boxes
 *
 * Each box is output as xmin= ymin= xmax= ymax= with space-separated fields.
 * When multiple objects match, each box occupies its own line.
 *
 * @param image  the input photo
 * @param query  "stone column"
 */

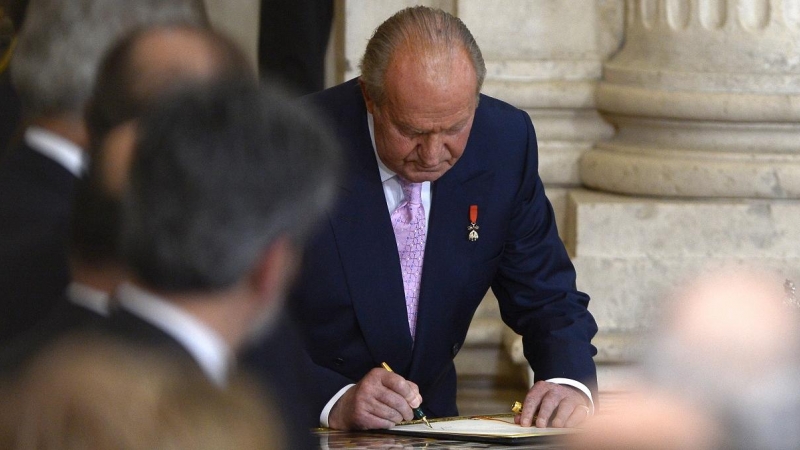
xmin=583 ymin=0 xmax=800 ymax=198
xmin=573 ymin=0 xmax=800 ymax=372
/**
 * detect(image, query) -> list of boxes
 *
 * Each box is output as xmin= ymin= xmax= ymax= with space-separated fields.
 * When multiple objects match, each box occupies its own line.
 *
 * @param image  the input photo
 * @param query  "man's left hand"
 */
xmin=514 ymin=381 xmax=591 ymax=428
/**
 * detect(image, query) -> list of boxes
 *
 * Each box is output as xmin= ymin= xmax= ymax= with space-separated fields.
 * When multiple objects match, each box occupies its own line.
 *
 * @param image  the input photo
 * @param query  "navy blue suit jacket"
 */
xmin=0 ymin=298 xmax=105 ymax=376
xmin=0 ymin=141 xmax=77 ymax=345
xmin=289 ymin=79 xmax=598 ymax=420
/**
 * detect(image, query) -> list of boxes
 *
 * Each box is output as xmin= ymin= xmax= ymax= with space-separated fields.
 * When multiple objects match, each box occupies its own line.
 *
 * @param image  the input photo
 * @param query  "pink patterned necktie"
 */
xmin=391 ymin=177 xmax=427 ymax=339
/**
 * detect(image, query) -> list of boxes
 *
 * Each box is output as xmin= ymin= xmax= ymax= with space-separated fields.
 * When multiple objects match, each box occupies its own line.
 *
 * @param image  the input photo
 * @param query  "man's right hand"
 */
xmin=328 ymin=367 xmax=423 ymax=430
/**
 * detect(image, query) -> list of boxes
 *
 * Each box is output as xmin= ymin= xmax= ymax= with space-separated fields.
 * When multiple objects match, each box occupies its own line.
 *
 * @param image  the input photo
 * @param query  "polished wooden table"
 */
xmin=314 ymin=429 xmax=568 ymax=449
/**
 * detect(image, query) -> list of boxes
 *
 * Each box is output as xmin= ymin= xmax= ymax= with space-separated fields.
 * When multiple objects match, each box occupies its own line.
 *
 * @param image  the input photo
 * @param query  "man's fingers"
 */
xmin=330 ymin=387 xmax=396 ymax=430
xmin=405 ymin=380 xmax=422 ymax=408
xmin=331 ymin=369 xmax=424 ymax=430
xmin=364 ymin=394 xmax=407 ymax=423
xmin=550 ymin=403 xmax=570 ymax=428
xmin=373 ymin=385 xmax=415 ymax=421
xmin=519 ymin=381 xmax=549 ymax=427
xmin=381 ymin=372 xmax=421 ymax=404
xmin=551 ymin=401 xmax=587 ymax=428
xmin=564 ymin=405 xmax=591 ymax=428
xmin=538 ymin=386 xmax=573 ymax=427
xmin=370 ymin=368 xmax=421 ymax=421
xmin=520 ymin=381 xmax=593 ymax=428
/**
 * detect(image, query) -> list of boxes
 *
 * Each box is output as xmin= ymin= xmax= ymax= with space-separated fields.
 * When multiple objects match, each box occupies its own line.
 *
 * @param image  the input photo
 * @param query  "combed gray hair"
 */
xmin=121 ymin=80 xmax=342 ymax=292
xmin=11 ymin=0 xmax=207 ymax=119
xmin=359 ymin=6 xmax=485 ymax=106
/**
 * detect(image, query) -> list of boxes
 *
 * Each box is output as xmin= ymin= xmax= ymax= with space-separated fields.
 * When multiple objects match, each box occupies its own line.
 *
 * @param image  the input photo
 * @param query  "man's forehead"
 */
xmin=381 ymin=48 xmax=477 ymax=121
xmin=385 ymin=44 xmax=476 ymax=92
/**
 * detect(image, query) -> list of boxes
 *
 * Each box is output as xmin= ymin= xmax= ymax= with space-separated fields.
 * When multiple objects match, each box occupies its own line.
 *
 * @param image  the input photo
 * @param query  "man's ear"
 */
xmin=359 ymin=78 xmax=376 ymax=115
xmin=99 ymin=120 xmax=138 ymax=198
xmin=249 ymin=236 xmax=298 ymax=308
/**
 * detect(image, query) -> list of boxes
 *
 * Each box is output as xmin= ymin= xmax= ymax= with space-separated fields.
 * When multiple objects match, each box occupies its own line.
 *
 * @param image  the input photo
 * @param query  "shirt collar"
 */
xmin=24 ymin=126 xmax=87 ymax=177
xmin=66 ymin=282 xmax=110 ymax=316
xmin=115 ymin=282 xmax=232 ymax=387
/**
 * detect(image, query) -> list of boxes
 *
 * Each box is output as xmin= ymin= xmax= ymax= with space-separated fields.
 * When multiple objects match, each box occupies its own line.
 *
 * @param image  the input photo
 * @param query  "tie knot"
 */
xmin=399 ymin=178 xmax=422 ymax=205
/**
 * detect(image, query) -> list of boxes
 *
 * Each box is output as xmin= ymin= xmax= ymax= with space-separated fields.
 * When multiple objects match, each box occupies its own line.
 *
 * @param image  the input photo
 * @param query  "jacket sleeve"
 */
xmin=490 ymin=109 xmax=599 ymax=396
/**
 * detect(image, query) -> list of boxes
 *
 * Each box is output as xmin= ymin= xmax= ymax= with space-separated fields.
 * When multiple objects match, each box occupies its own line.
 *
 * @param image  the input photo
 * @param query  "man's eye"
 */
xmin=447 ymin=124 xmax=466 ymax=135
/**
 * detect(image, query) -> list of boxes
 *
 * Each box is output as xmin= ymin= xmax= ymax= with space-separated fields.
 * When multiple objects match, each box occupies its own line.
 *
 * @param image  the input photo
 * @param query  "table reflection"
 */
xmin=315 ymin=429 xmax=567 ymax=450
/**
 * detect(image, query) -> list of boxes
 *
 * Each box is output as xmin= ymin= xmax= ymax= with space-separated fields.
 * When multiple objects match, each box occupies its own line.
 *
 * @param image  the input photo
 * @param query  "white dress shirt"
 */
xmin=24 ymin=126 xmax=87 ymax=177
xmin=115 ymin=282 xmax=232 ymax=387
xmin=66 ymin=282 xmax=110 ymax=316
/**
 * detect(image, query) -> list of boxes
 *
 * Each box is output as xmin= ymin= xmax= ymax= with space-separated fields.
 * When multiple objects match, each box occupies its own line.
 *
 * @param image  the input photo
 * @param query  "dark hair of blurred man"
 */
xmin=0 ymin=0 xmax=27 ymax=152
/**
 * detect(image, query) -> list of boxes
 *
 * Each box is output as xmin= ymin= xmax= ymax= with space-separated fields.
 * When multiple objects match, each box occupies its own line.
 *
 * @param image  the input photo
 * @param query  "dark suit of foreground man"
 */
xmin=284 ymin=6 xmax=598 ymax=430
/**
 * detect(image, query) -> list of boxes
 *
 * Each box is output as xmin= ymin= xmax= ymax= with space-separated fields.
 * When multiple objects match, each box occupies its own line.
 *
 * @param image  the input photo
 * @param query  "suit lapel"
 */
xmin=328 ymin=100 xmax=414 ymax=373
xmin=409 ymin=142 xmax=496 ymax=377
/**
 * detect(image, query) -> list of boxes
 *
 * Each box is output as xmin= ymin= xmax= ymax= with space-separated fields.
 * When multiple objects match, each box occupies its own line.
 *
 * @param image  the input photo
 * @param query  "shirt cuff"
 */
xmin=320 ymin=384 xmax=356 ymax=427
xmin=546 ymin=378 xmax=595 ymax=415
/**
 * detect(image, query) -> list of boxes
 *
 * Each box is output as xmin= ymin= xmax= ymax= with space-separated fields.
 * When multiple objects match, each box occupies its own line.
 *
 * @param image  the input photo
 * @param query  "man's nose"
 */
xmin=419 ymin=134 xmax=444 ymax=164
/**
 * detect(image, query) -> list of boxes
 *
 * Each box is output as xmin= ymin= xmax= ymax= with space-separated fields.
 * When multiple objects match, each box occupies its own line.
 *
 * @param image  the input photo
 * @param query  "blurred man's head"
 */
xmin=71 ymin=25 xmax=255 ymax=279
xmin=121 ymin=80 xmax=341 ymax=345
xmin=646 ymin=268 xmax=800 ymax=449
xmin=648 ymin=268 xmax=799 ymax=394
xmin=85 ymin=24 xmax=255 ymax=166
xmin=571 ymin=267 xmax=800 ymax=450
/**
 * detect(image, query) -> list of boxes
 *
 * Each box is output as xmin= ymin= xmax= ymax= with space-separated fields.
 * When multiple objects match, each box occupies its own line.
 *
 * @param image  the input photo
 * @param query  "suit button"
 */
xmin=451 ymin=343 xmax=461 ymax=356
xmin=334 ymin=357 xmax=344 ymax=366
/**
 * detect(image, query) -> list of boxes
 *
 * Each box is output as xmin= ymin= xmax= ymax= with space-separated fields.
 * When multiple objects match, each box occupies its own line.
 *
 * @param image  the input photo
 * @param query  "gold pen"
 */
xmin=381 ymin=362 xmax=432 ymax=428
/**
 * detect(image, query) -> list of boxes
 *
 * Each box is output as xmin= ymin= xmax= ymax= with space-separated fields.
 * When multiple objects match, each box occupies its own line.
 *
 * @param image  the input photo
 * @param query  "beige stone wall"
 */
xmin=203 ymin=0 xmax=260 ymax=69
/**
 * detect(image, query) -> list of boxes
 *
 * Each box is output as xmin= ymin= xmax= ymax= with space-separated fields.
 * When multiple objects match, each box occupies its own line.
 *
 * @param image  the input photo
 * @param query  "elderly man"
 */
xmin=279 ymin=6 xmax=598 ymax=430
xmin=0 ymin=0 xmax=206 ymax=345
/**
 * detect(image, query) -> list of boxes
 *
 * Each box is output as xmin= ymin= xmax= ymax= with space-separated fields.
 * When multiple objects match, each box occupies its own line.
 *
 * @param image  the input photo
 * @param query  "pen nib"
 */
xmin=422 ymin=416 xmax=432 ymax=428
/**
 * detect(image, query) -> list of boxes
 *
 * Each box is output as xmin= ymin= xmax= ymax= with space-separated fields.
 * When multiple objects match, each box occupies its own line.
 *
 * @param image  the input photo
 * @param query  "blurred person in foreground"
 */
xmin=0 ymin=334 xmax=284 ymax=450
xmin=0 ymin=0 xmax=26 ymax=151
xmin=0 ymin=23 xmax=254 ymax=373
xmin=105 ymin=79 xmax=340 ymax=447
xmin=0 ymin=0 xmax=206 ymax=346
xmin=268 ymin=5 xmax=598 ymax=430
xmin=568 ymin=267 xmax=800 ymax=450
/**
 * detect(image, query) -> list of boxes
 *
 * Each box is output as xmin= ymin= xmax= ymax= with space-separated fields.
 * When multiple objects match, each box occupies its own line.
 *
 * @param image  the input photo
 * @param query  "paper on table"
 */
xmin=383 ymin=414 xmax=575 ymax=443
